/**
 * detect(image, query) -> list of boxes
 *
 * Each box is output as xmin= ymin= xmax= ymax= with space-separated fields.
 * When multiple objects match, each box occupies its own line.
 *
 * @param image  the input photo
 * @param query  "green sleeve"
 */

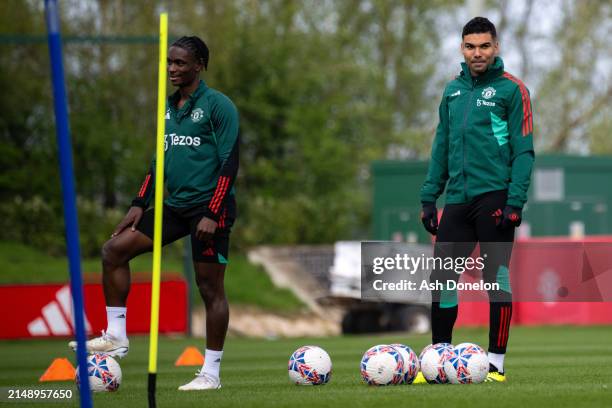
xmin=210 ymin=94 xmax=239 ymax=163
xmin=203 ymin=94 xmax=240 ymax=221
xmin=507 ymin=86 xmax=535 ymax=208
xmin=420 ymin=94 xmax=449 ymax=203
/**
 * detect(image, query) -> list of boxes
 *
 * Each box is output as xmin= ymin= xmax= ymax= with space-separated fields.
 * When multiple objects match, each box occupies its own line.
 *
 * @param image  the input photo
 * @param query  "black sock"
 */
xmin=488 ymin=302 xmax=512 ymax=354
xmin=431 ymin=302 xmax=458 ymax=344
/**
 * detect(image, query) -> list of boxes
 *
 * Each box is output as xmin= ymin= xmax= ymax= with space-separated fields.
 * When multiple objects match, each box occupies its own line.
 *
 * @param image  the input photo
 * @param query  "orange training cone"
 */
xmin=39 ymin=358 xmax=76 ymax=382
xmin=175 ymin=346 xmax=205 ymax=366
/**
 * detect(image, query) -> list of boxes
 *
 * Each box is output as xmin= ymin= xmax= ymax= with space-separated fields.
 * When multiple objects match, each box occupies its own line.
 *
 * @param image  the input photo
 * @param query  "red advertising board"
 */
xmin=453 ymin=237 xmax=612 ymax=327
xmin=0 ymin=277 xmax=187 ymax=339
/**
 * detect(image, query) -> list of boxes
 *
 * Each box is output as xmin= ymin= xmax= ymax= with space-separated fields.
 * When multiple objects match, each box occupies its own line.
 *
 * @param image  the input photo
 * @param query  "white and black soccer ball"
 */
xmin=390 ymin=344 xmax=420 ymax=384
xmin=360 ymin=344 xmax=404 ymax=386
xmin=444 ymin=342 xmax=489 ymax=384
xmin=76 ymin=353 xmax=122 ymax=392
xmin=419 ymin=343 xmax=454 ymax=384
xmin=288 ymin=345 xmax=332 ymax=385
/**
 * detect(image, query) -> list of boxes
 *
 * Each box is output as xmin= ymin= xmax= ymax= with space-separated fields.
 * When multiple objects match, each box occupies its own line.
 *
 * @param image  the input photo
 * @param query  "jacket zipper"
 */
xmin=461 ymin=79 xmax=476 ymax=201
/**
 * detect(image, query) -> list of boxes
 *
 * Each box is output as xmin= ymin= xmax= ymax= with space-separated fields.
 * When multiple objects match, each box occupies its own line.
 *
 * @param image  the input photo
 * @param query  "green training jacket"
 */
xmin=132 ymin=80 xmax=239 ymax=222
xmin=420 ymin=57 xmax=534 ymax=209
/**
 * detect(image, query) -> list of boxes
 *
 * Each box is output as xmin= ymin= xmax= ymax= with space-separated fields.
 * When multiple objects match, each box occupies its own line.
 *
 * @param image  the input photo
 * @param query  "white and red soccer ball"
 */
xmin=444 ymin=342 xmax=489 ymax=384
xmin=76 ymin=353 xmax=122 ymax=392
xmin=419 ymin=343 xmax=454 ymax=384
xmin=389 ymin=343 xmax=420 ymax=384
xmin=288 ymin=346 xmax=332 ymax=385
xmin=360 ymin=344 xmax=405 ymax=386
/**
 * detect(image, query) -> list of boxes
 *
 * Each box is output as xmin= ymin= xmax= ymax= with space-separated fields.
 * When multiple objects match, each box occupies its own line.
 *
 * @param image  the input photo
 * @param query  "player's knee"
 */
xmin=102 ymin=239 xmax=128 ymax=267
xmin=196 ymin=276 xmax=225 ymax=302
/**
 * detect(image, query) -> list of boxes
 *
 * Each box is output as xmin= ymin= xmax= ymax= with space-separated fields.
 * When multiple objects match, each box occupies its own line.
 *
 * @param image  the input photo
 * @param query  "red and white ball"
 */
xmin=444 ymin=342 xmax=489 ymax=384
xmin=76 ymin=353 xmax=122 ymax=392
xmin=419 ymin=343 xmax=454 ymax=384
xmin=288 ymin=345 xmax=332 ymax=385
xmin=360 ymin=344 xmax=404 ymax=386
xmin=390 ymin=344 xmax=420 ymax=384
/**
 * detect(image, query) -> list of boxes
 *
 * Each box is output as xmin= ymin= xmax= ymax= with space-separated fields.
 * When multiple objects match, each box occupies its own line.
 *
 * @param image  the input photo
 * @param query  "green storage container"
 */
xmin=372 ymin=155 xmax=612 ymax=242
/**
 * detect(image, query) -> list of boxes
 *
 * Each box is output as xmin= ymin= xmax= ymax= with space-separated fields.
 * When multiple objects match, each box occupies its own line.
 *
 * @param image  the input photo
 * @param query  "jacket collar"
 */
xmin=168 ymin=80 xmax=208 ymax=114
xmin=460 ymin=56 xmax=504 ymax=85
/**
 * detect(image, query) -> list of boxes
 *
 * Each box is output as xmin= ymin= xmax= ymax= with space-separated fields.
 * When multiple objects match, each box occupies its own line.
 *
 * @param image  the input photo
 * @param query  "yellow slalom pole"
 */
xmin=148 ymin=12 xmax=167 ymax=408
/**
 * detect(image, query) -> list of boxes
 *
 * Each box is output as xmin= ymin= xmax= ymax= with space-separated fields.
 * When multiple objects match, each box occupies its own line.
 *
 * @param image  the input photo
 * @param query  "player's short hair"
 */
xmin=171 ymin=36 xmax=210 ymax=70
xmin=462 ymin=17 xmax=497 ymax=39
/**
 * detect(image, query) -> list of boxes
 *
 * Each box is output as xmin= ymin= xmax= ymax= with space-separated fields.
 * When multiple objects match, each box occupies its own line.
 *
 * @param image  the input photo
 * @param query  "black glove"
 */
xmin=421 ymin=202 xmax=438 ymax=235
xmin=499 ymin=205 xmax=522 ymax=230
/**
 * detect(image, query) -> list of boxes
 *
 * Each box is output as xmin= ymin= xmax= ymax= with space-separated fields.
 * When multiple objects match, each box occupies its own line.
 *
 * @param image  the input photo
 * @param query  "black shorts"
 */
xmin=136 ymin=196 xmax=236 ymax=263
xmin=432 ymin=190 xmax=514 ymax=300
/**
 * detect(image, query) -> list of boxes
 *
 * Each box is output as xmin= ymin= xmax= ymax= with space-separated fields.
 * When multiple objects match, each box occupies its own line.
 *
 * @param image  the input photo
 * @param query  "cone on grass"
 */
xmin=175 ymin=346 xmax=205 ymax=366
xmin=39 ymin=358 xmax=76 ymax=381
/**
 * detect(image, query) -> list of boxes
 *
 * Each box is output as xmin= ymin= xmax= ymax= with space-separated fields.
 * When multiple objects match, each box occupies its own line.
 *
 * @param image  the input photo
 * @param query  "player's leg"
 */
xmin=195 ymin=261 xmax=228 ymax=378
xmin=96 ymin=228 xmax=154 ymax=355
xmin=430 ymin=203 xmax=477 ymax=344
xmin=70 ymin=206 xmax=188 ymax=356
xmin=473 ymin=190 xmax=514 ymax=379
xmin=102 ymin=205 xmax=187 ymax=333
xmin=179 ymin=246 xmax=230 ymax=391
xmin=413 ymin=204 xmax=477 ymax=384
xmin=179 ymin=205 xmax=234 ymax=391
xmin=101 ymin=228 xmax=153 ymax=307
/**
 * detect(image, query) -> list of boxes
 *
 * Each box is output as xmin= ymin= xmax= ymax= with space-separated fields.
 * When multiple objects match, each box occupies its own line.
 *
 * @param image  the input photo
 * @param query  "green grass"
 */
xmin=0 ymin=241 xmax=304 ymax=311
xmin=0 ymin=241 xmax=186 ymax=283
xmin=1 ymin=326 xmax=611 ymax=407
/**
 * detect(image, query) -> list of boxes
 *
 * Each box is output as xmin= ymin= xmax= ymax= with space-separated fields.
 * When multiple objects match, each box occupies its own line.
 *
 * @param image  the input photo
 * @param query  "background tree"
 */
xmin=0 ymin=0 xmax=609 ymax=255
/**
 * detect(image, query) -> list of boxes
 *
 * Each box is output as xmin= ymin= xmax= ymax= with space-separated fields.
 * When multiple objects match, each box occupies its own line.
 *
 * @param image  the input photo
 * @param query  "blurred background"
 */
xmin=0 ymin=0 xmax=610 ymax=339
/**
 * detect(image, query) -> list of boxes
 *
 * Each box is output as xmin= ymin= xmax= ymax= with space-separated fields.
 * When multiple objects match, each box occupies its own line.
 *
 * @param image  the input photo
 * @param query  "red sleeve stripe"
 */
xmin=219 ymin=208 xmax=226 ymax=229
xmin=209 ymin=176 xmax=230 ymax=213
xmin=137 ymin=174 xmax=151 ymax=198
xmin=503 ymin=72 xmax=533 ymax=136
xmin=210 ymin=176 xmax=228 ymax=210
xmin=210 ymin=177 xmax=229 ymax=213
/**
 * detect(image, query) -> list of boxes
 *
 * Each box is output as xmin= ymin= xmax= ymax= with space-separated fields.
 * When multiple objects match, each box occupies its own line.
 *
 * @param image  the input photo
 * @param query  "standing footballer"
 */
xmin=69 ymin=36 xmax=239 ymax=391
xmin=419 ymin=17 xmax=534 ymax=382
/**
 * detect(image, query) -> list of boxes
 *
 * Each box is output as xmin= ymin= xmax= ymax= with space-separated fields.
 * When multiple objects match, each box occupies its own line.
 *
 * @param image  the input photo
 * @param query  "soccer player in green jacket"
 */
xmin=70 ymin=36 xmax=239 ymax=391
xmin=418 ymin=17 xmax=534 ymax=382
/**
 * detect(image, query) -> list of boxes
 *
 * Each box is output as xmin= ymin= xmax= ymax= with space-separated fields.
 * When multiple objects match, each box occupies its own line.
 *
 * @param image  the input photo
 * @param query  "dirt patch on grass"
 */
xmin=192 ymin=305 xmax=341 ymax=338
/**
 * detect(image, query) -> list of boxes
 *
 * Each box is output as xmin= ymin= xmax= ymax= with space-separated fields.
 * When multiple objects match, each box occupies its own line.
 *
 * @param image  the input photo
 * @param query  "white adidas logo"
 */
xmin=27 ymin=286 xmax=92 ymax=336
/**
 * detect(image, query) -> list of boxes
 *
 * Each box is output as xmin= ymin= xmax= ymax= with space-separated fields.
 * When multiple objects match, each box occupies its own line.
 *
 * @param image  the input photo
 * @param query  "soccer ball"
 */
xmin=76 ymin=354 xmax=122 ymax=392
xmin=419 ymin=343 xmax=454 ymax=384
xmin=444 ymin=343 xmax=489 ymax=384
xmin=360 ymin=344 xmax=404 ymax=386
xmin=288 ymin=346 xmax=332 ymax=385
xmin=390 ymin=344 xmax=420 ymax=384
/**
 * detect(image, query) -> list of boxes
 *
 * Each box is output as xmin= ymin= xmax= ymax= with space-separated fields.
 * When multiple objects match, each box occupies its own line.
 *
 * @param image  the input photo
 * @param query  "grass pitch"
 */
xmin=1 ymin=325 xmax=611 ymax=407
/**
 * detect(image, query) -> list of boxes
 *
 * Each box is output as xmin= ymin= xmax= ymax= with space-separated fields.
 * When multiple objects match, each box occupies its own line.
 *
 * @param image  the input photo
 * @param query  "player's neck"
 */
xmin=178 ymin=79 xmax=201 ymax=101
xmin=470 ymin=68 xmax=487 ymax=77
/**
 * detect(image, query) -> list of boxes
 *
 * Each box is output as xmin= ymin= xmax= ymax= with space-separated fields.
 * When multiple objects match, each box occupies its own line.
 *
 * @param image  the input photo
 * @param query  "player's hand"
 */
xmin=498 ymin=205 xmax=522 ymax=230
xmin=111 ymin=206 xmax=144 ymax=237
xmin=196 ymin=216 xmax=218 ymax=241
xmin=421 ymin=202 xmax=438 ymax=235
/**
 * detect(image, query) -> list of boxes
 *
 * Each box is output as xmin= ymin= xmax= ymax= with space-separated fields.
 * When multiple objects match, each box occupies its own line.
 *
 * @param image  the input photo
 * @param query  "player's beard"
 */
xmin=469 ymin=56 xmax=493 ymax=74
